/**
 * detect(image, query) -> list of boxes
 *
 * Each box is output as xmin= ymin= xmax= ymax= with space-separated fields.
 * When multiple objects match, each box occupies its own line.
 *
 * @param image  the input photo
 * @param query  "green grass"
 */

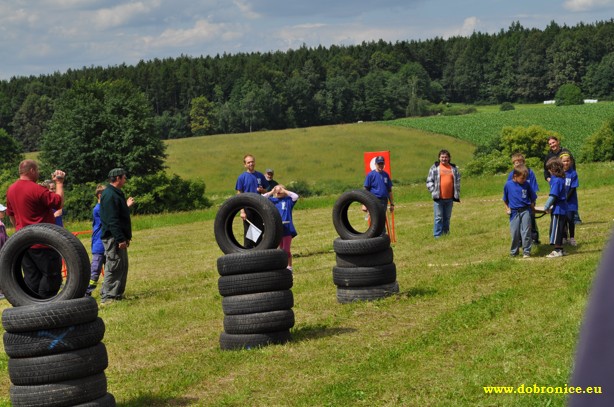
xmin=387 ymin=102 xmax=614 ymax=153
xmin=164 ymin=123 xmax=476 ymax=197
xmin=1 ymin=169 xmax=611 ymax=406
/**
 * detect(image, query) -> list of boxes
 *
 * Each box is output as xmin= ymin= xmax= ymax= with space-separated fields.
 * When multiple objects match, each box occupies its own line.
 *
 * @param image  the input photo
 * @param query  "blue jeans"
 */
xmin=434 ymin=199 xmax=454 ymax=237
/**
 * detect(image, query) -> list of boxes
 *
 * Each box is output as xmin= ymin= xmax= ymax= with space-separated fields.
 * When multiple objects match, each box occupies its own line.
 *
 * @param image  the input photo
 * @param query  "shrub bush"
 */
xmin=555 ymin=83 xmax=584 ymax=106
xmin=581 ymin=117 xmax=614 ymax=162
xmin=500 ymin=102 xmax=515 ymax=111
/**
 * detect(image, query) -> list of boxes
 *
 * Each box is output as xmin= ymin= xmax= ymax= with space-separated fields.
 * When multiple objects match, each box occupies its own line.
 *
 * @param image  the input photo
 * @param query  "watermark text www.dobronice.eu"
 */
xmin=483 ymin=384 xmax=602 ymax=395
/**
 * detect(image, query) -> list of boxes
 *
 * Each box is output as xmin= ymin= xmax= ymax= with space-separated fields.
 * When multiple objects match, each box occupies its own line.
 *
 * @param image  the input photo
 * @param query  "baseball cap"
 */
xmin=375 ymin=156 xmax=385 ymax=164
xmin=108 ymin=168 xmax=126 ymax=178
xmin=265 ymin=168 xmax=274 ymax=174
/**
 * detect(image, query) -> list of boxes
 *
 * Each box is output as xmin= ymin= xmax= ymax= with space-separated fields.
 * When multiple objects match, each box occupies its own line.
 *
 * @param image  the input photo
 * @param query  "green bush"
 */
xmin=61 ymin=172 xmax=211 ymax=221
xmin=500 ymin=102 xmax=515 ymax=111
xmin=581 ymin=117 xmax=614 ymax=162
xmin=555 ymin=83 xmax=584 ymax=106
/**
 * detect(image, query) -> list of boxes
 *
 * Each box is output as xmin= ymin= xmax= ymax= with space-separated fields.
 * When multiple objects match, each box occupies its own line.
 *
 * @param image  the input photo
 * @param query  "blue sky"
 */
xmin=1 ymin=0 xmax=613 ymax=80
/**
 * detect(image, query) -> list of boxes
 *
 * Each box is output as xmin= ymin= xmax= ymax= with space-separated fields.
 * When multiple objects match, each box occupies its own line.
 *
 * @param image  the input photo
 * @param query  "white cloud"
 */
xmin=141 ymin=19 xmax=242 ymax=49
xmin=94 ymin=0 xmax=161 ymax=29
xmin=564 ymin=0 xmax=614 ymax=11
xmin=438 ymin=16 xmax=480 ymax=38
xmin=233 ymin=0 xmax=261 ymax=19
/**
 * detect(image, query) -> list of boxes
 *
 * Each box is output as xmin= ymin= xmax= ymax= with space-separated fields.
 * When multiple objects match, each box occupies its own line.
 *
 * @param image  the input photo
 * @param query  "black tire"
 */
xmin=71 ymin=393 xmax=116 ymax=407
xmin=214 ymin=194 xmax=283 ymax=254
xmin=219 ymin=330 xmax=292 ymax=350
xmin=2 ymin=297 xmax=98 ymax=333
xmin=222 ymin=290 xmax=294 ymax=315
xmin=218 ymin=269 xmax=293 ymax=297
xmin=333 ymin=235 xmax=391 ymax=255
xmin=336 ymin=281 xmax=400 ymax=304
xmin=0 ymin=223 xmax=90 ymax=307
xmin=332 ymin=190 xmax=386 ymax=240
xmin=336 ymin=247 xmax=394 ymax=268
xmin=224 ymin=309 xmax=295 ymax=334
xmin=10 ymin=372 xmax=107 ymax=407
xmin=217 ymin=249 xmax=288 ymax=276
xmin=9 ymin=342 xmax=108 ymax=385
xmin=3 ymin=317 xmax=105 ymax=358
xmin=333 ymin=263 xmax=397 ymax=287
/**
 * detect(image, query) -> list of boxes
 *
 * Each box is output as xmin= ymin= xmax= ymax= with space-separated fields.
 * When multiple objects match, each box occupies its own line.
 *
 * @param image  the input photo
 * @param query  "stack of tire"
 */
xmin=331 ymin=190 xmax=399 ymax=304
xmin=0 ymin=224 xmax=115 ymax=406
xmin=214 ymin=194 xmax=295 ymax=350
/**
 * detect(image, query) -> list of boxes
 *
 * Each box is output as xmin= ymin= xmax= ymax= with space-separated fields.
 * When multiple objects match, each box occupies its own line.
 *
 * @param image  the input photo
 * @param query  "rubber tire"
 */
xmin=9 ymin=342 xmax=108 ymax=385
xmin=0 ymin=223 xmax=90 ymax=306
xmin=336 ymin=281 xmax=400 ymax=304
xmin=336 ymin=247 xmax=394 ymax=268
xmin=3 ymin=317 xmax=105 ymax=358
xmin=10 ymin=372 xmax=107 ymax=407
xmin=222 ymin=290 xmax=294 ymax=315
xmin=2 ymin=297 xmax=98 ymax=333
xmin=332 ymin=189 xmax=386 ymax=240
xmin=214 ymin=194 xmax=283 ymax=254
xmin=218 ymin=269 xmax=293 ymax=297
xmin=71 ymin=393 xmax=116 ymax=407
xmin=219 ymin=330 xmax=291 ymax=350
xmin=223 ymin=309 xmax=295 ymax=334
xmin=333 ymin=263 xmax=397 ymax=287
xmin=217 ymin=249 xmax=288 ymax=276
xmin=333 ymin=235 xmax=390 ymax=255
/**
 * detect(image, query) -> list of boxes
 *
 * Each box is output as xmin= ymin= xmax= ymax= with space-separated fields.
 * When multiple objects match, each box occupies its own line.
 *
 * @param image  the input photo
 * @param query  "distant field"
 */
xmin=164 ymin=123 xmax=475 ymax=198
xmin=387 ymin=102 xmax=614 ymax=153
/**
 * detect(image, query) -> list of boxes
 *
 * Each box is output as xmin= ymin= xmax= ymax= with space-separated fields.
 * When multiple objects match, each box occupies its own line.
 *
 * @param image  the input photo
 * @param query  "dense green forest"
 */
xmin=1 ymin=19 xmax=614 ymax=147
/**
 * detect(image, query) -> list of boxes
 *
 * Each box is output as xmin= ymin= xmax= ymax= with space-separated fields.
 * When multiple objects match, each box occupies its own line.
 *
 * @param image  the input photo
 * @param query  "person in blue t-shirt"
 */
xmin=503 ymin=166 xmax=537 ymax=258
xmin=506 ymin=153 xmax=540 ymax=244
xmin=263 ymin=185 xmax=298 ymax=271
xmin=364 ymin=155 xmax=395 ymax=213
xmin=544 ymin=158 xmax=568 ymax=258
xmin=235 ymin=154 xmax=269 ymax=248
xmin=561 ymin=154 xmax=579 ymax=246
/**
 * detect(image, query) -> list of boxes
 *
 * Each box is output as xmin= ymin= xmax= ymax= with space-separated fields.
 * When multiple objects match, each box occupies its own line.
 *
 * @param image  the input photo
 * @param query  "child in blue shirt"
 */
xmin=507 ymin=153 xmax=540 ymax=244
xmin=86 ymin=185 xmax=106 ymax=296
xmin=264 ymin=185 xmax=299 ymax=271
xmin=561 ymin=154 xmax=579 ymax=246
xmin=544 ymin=158 xmax=568 ymax=258
xmin=503 ymin=166 xmax=537 ymax=258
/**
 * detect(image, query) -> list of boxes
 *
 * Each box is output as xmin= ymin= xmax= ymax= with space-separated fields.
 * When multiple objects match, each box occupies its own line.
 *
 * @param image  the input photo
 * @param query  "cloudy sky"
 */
xmin=1 ymin=0 xmax=613 ymax=80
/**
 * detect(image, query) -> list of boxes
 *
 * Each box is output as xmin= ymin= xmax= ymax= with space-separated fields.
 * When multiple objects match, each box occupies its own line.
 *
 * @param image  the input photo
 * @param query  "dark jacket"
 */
xmin=100 ymin=184 xmax=132 ymax=242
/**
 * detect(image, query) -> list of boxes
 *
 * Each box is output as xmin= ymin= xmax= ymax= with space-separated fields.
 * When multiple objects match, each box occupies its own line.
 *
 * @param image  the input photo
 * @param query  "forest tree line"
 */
xmin=1 ymin=19 xmax=614 ymax=151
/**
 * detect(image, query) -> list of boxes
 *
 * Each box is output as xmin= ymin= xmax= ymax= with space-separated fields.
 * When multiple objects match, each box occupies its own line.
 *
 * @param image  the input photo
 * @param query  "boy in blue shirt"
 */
xmin=86 ymin=185 xmax=106 ymax=296
xmin=544 ymin=158 xmax=568 ymax=258
xmin=561 ymin=154 xmax=579 ymax=246
xmin=503 ymin=166 xmax=537 ymax=258
xmin=507 ymin=153 xmax=540 ymax=243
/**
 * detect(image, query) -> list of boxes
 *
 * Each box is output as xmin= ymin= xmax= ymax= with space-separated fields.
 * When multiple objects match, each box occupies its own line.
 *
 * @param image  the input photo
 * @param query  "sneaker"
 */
xmin=546 ymin=250 xmax=564 ymax=258
xmin=569 ymin=238 xmax=577 ymax=246
xmin=522 ymin=254 xmax=531 ymax=258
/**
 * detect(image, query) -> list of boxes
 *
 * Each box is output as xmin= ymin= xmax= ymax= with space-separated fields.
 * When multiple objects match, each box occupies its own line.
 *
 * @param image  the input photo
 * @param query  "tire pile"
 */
xmin=331 ymin=190 xmax=400 ymax=304
xmin=2 ymin=297 xmax=115 ymax=406
xmin=0 ymin=224 xmax=115 ymax=406
xmin=214 ymin=194 xmax=294 ymax=350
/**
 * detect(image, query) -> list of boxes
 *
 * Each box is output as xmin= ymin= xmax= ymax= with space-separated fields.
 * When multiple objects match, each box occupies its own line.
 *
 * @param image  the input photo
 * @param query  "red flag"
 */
xmin=363 ymin=151 xmax=392 ymax=177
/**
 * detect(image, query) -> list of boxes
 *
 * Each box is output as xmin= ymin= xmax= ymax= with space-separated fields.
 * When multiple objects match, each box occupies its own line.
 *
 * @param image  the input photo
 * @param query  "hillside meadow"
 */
xmin=5 ymin=105 xmax=614 ymax=406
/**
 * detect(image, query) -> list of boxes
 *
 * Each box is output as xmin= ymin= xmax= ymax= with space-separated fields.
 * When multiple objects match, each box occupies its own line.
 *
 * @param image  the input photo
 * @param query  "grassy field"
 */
xmin=387 ymin=102 xmax=614 ymax=153
xmin=5 ymin=107 xmax=614 ymax=406
xmin=0 ymin=177 xmax=610 ymax=406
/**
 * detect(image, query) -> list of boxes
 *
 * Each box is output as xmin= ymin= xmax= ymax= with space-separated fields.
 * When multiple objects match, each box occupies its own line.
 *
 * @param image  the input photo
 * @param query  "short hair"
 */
xmin=438 ymin=149 xmax=451 ymax=159
xmin=243 ymin=154 xmax=255 ymax=163
xmin=19 ymin=159 xmax=38 ymax=175
xmin=512 ymin=165 xmax=529 ymax=179
xmin=511 ymin=153 xmax=525 ymax=162
xmin=95 ymin=184 xmax=106 ymax=197
xmin=546 ymin=157 xmax=565 ymax=178
xmin=548 ymin=136 xmax=560 ymax=142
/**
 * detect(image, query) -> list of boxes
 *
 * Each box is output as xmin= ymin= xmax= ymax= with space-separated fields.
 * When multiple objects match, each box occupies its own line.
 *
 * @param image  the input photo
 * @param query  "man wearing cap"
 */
xmin=6 ymin=159 xmax=66 ymax=298
xmin=265 ymin=168 xmax=278 ymax=192
xmin=364 ymin=155 xmax=394 ymax=213
xmin=99 ymin=168 xmax=132 ymax=305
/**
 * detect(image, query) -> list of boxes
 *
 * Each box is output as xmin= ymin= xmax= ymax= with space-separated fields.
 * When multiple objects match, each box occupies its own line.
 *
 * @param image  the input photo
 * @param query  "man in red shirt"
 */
xmin=6 ymin=160 xmax=66 ymax=298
